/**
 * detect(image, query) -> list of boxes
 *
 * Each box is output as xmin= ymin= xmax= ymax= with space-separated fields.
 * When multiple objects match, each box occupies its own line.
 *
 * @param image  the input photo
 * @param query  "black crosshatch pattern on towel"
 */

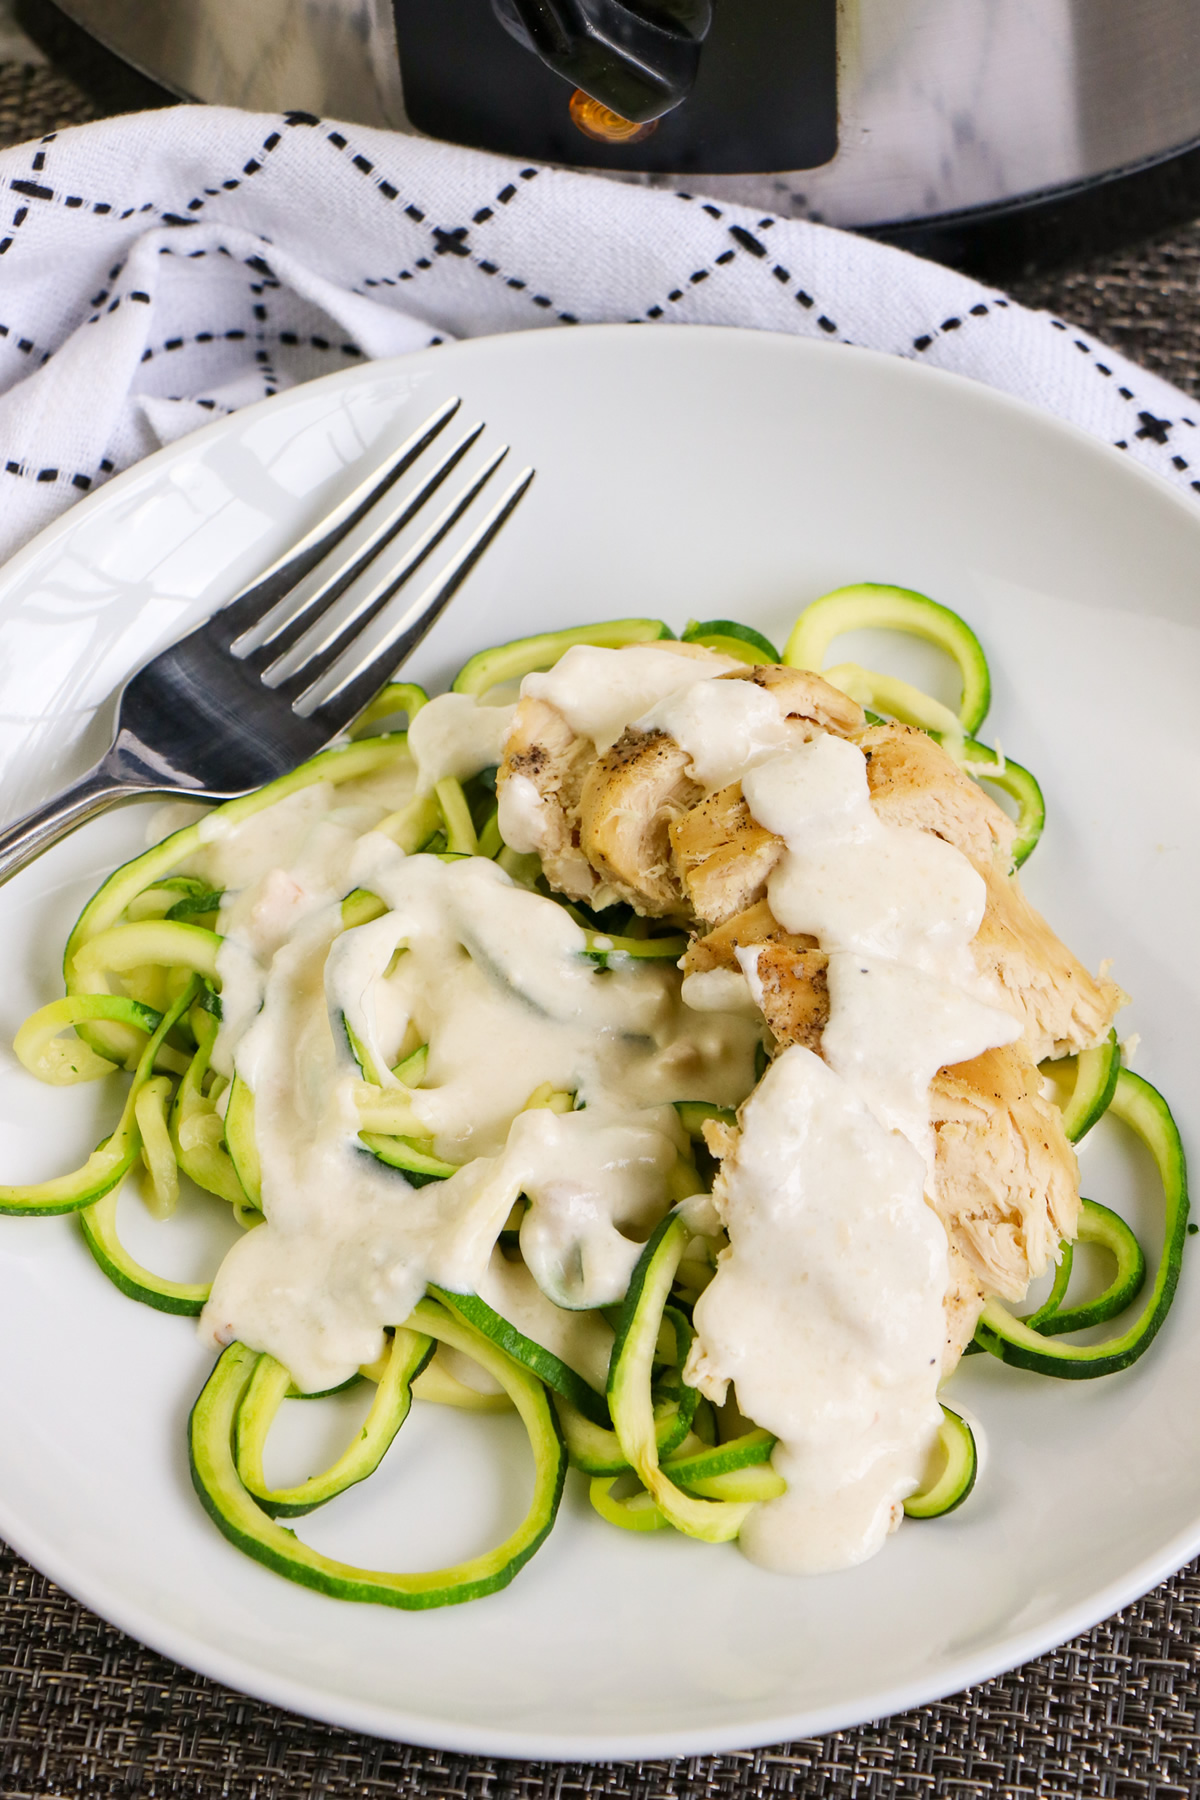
xmin=4 ymin=51 xmax=1200 ymax=1800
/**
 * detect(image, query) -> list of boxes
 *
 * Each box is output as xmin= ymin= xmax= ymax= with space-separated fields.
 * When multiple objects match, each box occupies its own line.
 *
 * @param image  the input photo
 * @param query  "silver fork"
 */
xmin=0 ymin=398 xmax=534 ymax=888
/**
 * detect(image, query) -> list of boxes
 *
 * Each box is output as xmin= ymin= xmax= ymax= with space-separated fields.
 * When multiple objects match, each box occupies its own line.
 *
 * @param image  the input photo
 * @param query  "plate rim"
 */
xmin=0 ymin=1472 xmax=1198 ymax=1759
xmin=2 ymin=322 xmax=1195 ymax=607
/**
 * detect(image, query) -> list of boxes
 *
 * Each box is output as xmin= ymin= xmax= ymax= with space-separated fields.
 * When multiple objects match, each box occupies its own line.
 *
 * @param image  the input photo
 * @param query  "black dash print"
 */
xmin=1135 ymin=411 xmax=1172 ymax=444
xmin=728 ymin=225 xmax=767 ymax=257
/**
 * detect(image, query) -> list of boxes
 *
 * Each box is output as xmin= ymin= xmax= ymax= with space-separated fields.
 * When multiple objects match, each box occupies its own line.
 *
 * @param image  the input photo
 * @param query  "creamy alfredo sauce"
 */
xmin=195 ymin=708 xmax=758 ymax=1393
xmin=656 ymin=682 xmax=1021 ymax=1573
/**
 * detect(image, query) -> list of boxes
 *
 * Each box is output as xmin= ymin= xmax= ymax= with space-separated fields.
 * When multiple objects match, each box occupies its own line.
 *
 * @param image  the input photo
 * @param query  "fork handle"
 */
xmin=0 ymin=761 xmax=147 ymax=889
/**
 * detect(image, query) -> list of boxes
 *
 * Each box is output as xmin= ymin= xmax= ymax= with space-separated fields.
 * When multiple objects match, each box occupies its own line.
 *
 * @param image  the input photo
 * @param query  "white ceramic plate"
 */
xmin=0 ymin=326 xmax=1197 ymax=1761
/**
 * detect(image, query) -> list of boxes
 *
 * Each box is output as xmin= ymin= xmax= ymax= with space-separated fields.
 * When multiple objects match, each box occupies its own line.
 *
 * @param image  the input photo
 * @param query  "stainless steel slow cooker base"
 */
xmin=40 ymin=0 xmax=1200 ymax=232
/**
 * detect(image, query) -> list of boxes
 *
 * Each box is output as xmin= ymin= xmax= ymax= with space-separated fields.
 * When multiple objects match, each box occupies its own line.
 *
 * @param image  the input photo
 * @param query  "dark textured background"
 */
xmin=3 ymin=43 xmax=1200 ymax=1800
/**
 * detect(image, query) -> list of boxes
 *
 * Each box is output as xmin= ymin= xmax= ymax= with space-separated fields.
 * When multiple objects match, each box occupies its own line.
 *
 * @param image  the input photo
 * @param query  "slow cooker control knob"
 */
xmin=491 ymin=0 xmax=713 ymax=124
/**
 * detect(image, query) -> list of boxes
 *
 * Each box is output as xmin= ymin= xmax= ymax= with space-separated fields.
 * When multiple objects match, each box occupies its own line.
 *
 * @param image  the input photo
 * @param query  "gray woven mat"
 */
xmin=3 ymin=51 xmax=1200 ymax=1800
xmin=1010 ymin=240 xmax=1200 ymax=400
xmin=0 ymin=53 xmax=96 ymax=146
xmin=4 ymin=1535 xmax=1200 ymax=1798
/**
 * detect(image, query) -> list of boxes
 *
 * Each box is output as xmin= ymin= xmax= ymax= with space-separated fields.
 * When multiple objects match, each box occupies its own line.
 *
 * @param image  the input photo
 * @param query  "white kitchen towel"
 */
xmin=0 ymin=103 xmax=1195 ymax=561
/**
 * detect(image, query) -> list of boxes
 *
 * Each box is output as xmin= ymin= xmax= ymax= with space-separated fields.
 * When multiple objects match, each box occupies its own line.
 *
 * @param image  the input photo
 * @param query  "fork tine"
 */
xmin=231 ymin=420 xmax=488 ymax=660
xmin=262 ymin=442 xmax=511 ymax=688
xmin=215 ymin=396 xmax=461 ymax=640
xmin=293 ymin=467 xmax=535 ymax=721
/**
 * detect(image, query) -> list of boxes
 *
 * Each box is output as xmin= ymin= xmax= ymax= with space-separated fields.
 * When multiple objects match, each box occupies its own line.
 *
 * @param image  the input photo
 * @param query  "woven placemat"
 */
xmin=3 ymin=1535 xmax=1199 ymax=1798
xmin=0 ymin=53 xmax=96 ymax=145
xmin=3 ymin=50 xmax=1200 ymax=1800
xmin=1010 ymin=238 xmax=1200 ymax=400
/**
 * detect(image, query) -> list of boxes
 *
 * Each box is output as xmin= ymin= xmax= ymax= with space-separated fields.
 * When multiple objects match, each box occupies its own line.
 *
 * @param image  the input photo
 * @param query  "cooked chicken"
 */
xmin=695 ymin=1040 xmax=1078 ymax=1373
xmin=975 ymin=862 xmax=1124 ymax=1063
xmin=860 ymin=722 xmax=1015 ymax=873
xmin=498 ymin=645 xmax=1122 ymax=1365
xmin=671 ymin=783 xmax=785 ymax=927
xmin=684 ymin=901 xmax=827 ymax=1050
xmin=683 ymin=897 xmax=818 ymax=971
xmin=577 ymin=731 xmax=701 ymax=918
xmin=498 ymin=657 xmax=862 ymax=922
xmin=725 ymin=661 xmax=865 ymax=738
xmin=930 ymin=1045 xmax=1080 ymax=1365
xmin=671 ymin=722 xmax=1119 ymax=1062
xmin=501 ymin=695 xmax=601 ymax=904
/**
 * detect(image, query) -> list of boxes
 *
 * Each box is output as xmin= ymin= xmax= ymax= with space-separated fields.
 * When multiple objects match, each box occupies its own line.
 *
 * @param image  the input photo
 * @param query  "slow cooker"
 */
xmin=36 ymin=0 xmax=1200 ymax=233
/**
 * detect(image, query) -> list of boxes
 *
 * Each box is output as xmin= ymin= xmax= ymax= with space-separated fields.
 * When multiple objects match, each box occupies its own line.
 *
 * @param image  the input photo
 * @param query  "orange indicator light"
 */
xmin=569 ymin=90 xmax=660 ymax=145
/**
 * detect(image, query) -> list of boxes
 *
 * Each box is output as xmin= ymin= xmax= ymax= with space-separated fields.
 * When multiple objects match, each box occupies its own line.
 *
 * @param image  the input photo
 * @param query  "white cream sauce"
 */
xmin=196 ymin=800 xmax=758 ymax=1393
xmin=679 ymin=967 xmax=761 ymax=1018
xmin=494 ymin=771 xmax=548 ymax=857
xmin=634 ymin=675 xmax=791 ymax=791
xmin=407 ymin=692 xmax=515 ymax=792
xmin=520 ymin=643 xmax=740 ymax=752
xmin=686 ymin=722 xmax=1020 ymax=1573
xmin=478 ymin=1247 xmax=615 ymax=1392
xmin=207 ymin=774 xmax=418 ymax=1078
xmin=688 ymin=1047 xmax=948 ymax=1574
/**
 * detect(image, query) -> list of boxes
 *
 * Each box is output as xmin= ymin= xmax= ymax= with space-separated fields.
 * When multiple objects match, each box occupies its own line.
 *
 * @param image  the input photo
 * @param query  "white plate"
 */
xmin=0 ymin=326 xmax=1197 ymax=1761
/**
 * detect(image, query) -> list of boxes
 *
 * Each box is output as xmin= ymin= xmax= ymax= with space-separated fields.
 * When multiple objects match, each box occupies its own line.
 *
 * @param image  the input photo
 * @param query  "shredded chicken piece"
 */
xmin=859 ymin=721 xmax=1015 ymax=873
xmin=930 ymin=1046 xmax=1080 ymax=1366
xmin=723 ymin=662 xmax=865 ymax=737
xmin=683 ymin=901 xmax=827 ymax=1050
xmin=500 ymin=696 xmax=601 ymax=904
xmin=577 ymin=730 xmax=701 ymax=918
xmin=682 ymin=897 xmax=817 ymax=970
xmin=670 ymin=783 xmax=784 ymax=927
xmin=974 ymin=862 xmax=1126 ymax=1062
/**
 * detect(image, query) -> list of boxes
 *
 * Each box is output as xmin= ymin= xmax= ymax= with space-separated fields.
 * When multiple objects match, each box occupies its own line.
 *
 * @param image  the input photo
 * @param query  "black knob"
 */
xmin=492 ymin=0 xmax=713 ymax=123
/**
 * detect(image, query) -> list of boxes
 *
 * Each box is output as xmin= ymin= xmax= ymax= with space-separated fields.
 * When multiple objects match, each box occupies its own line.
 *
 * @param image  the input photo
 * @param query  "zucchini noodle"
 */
xmin=2 ymin=587 xmax=1186 ymax=1606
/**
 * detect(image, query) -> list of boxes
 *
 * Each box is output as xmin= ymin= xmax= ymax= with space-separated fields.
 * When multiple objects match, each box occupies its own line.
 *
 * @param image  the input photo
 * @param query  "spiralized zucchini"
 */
xmin=1 ymin=588 xmax=1186 ymax=1606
